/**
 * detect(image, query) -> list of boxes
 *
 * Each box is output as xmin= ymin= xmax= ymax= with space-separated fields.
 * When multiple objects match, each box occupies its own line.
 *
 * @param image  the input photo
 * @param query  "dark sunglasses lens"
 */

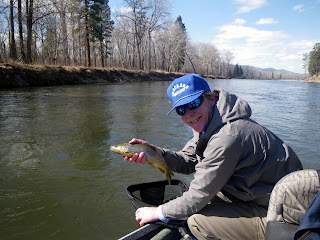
xmin=187 ymin=95 xmax=204 ymax=110
xmin=176 ymin=106 xmax=186 ymax=115
xmin=175 ymin=95 xmax=204 ymax=116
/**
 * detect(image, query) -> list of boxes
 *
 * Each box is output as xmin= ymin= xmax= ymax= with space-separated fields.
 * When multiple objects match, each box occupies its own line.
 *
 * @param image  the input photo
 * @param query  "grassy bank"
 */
xmin=0 ymin=63 xmax=186 ymax=88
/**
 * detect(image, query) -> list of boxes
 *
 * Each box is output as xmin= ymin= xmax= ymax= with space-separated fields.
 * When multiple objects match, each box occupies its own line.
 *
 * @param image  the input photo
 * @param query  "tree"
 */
xmin=9 ymin=0 xmax=17 ymax=60
xmin=233 ymin=63 xmax=243 ymax=78
xmin=223 ymin=49 xmax=234 ymax=77
xmin=51 ymin=0 xmax=70 ymax=65
xmin=88 ymin=0 xmax=114 ymax=67
xmin=308 ymin=43 xmax=320 ymax=77
xmin=302 ymin=53 xmax=309 ymax=80
xmin=171 ymin=15 xmax=186 ymax=72
xmin=145 ymin=0 xmax=169 ymax=71
xmin=17 ymin=0 xmax=26 ymax=62
xmin=122 ymin=0 xmax=149 ymax=70
xmin=25 ymin=0 xmax=34 ymax=63
xmin=233 ymin=63 xmax=239 ymax=77
xmin=84 ymin=0 xmax=91 ymax=67
xmin=198 ymin=43 xmax=217 ymax=75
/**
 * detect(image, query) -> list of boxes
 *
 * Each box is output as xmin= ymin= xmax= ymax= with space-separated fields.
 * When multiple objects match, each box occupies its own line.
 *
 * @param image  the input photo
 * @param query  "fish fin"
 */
xmin=125 ymin=152 xmax=135 ymax=157
xmin=165 ymin=172 xmax=171 ymax=185
xmin=158 ymin=168 xmax=165 ymax=173
xmin=146 ymin=160 xmax=152 ymax=166
xmin=148 ymin=145 xmax=158 ymax=152
xmin=170 ymin=169 xmax=174 ymax=177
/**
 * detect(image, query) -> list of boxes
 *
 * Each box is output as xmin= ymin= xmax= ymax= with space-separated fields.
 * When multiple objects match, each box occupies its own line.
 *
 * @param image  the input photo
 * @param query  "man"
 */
xmin=126 ymin=74 xmax=302 ymax=240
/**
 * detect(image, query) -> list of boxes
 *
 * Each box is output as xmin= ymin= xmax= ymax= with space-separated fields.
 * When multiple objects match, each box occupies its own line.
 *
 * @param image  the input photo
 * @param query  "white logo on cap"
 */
xmin=172 ymin=83 xmax=189 ymax=97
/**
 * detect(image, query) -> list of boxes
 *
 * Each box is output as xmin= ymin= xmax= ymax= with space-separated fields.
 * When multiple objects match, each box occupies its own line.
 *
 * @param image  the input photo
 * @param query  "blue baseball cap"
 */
xmin=167 ymin=74 xmax=211 ymax=115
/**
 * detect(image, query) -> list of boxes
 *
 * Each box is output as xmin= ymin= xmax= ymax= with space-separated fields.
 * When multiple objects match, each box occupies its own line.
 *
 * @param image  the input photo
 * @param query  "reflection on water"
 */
xmin=0 ymin=79 xmax=319 ymax=239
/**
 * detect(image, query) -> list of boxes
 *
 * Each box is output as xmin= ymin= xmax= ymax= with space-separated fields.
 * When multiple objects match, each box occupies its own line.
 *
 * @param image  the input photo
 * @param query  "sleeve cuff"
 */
xmin=157 ymin=205 xmax=169 ymax=223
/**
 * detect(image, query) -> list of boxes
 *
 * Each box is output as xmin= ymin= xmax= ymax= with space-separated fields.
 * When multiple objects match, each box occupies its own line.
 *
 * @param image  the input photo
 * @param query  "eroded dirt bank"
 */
xmin=0 ymin=63 xmax=185 ymax=88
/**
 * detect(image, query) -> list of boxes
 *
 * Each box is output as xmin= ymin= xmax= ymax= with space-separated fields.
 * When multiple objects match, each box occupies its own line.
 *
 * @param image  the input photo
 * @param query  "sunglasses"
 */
xmin=175 ymin=94 xmax=204 ymax=116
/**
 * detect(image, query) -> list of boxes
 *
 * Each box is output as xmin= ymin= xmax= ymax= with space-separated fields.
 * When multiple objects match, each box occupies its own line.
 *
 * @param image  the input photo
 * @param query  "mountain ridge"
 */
xmin=242 ymin=65 xmax=302 ymax=75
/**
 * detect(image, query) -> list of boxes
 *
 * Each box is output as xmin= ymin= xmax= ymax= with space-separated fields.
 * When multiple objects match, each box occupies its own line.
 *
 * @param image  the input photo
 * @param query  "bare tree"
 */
xmin=223 ymin=49 xmax=234 ymax=77
xmin=25 ymin=0 xmax=34 ymax=63
xmin=17 ymin=0 xmax=26 ymax=62
xmin=9 ymin=0 xmax=17 ymax=60
xmin=302 ymin=53 xmax=309 ymax=80
xmin=84 ymin=0 xmax=91 ymax=67
xmin=123 ymin=0 xmax=149 ymax=70
xmin=145 ymin=0 xmax=170 ymax=70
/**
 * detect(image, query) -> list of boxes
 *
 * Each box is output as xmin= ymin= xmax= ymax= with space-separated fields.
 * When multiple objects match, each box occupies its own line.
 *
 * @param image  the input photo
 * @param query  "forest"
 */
xmin=0 ymin=0 xmax=314 ymax=81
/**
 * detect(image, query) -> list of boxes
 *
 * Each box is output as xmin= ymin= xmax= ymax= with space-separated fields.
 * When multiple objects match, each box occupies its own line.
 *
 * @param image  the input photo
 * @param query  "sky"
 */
xmin=109 ymin=0 xmax=320 ymax=74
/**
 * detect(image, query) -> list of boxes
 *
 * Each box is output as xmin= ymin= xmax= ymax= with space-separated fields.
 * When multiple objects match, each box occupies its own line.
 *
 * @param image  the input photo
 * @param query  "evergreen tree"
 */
xmin=233 ymin=63 xmax=243 ymax=78
xmin=308 ymin=43 xmax=320 ymax=77
xmin=88 ymin=0 xmax=114 ymax=67
xmin=233 ymin=63 xmax=239 ymax=77
xmin=171 ymin=16 xmax=187 ymax=72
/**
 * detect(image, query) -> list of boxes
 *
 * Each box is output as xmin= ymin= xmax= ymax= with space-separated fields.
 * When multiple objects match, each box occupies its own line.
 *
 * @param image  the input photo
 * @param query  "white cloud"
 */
xmin=287 ymin=40 xmax=315 ymax=51
xmin=234 ymin=0 xmax=267 ymax=13
xmin=214 ymin=23 xmax=288 ymax=43
xmin=212 ymin=21 xmax=314 ymax=73
xmin=293 ymin=4 xmax=304 ymax=12
xmin=234 ymin=18 xmax=247 ymax=25
xmin=256 ymin=18 xmax=278 ymax=25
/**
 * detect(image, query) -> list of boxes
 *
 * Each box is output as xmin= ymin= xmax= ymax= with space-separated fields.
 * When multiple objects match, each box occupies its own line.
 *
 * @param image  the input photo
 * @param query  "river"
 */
xmin=0 ymin=79 xmax=319 ymax=239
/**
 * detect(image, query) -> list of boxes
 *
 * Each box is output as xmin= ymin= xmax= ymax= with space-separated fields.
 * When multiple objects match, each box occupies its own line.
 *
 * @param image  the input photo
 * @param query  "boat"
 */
xmin=119 ymin=169 xmax=320 ymax=240
xmin=119 ymin=222 xmax=190 ymax=240
xmin=119 ymin=221 xmax=299 ymax=240
xmin=119 ymin=224 xmax=166 ymax=240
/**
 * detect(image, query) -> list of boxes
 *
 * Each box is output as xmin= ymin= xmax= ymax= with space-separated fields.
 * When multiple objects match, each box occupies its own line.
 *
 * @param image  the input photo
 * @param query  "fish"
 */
xmin=110 ymin=143 xmax=174 ymax=184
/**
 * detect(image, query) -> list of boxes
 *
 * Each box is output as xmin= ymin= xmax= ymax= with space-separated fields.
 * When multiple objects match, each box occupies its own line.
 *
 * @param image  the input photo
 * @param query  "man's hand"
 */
xmin=123 ymin=138 xmax=162 ymax=164
xmin=135 ymin=207 xmax=159 ymax=226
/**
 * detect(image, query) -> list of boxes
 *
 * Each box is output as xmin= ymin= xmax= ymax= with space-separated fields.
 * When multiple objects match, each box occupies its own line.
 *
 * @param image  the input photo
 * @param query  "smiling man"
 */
xmin=127 ymin=73 xmax=302 ymax=240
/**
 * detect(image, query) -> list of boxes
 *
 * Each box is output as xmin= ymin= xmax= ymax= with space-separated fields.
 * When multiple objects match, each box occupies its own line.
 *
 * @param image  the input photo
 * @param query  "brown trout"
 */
xmin=110 ymin=143 xmax=174 ymax=184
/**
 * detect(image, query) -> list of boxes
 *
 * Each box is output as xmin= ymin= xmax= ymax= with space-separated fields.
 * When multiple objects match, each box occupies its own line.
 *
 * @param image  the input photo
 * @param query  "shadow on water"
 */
xmin=0 ymin=79 xmax=319 ymax=239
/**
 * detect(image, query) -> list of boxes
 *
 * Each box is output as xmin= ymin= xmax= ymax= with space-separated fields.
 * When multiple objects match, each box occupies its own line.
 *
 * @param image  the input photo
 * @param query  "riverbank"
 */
xmin=0 ymin=63 xmax=318 ymax=88
xmin=303 ymin=75 xmax=320 ymax=83
xmin=0 ymin=63 xmax=187 ymax=88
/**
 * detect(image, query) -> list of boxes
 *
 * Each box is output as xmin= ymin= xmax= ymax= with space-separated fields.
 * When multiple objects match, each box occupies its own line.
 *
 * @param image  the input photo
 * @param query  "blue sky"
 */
xmin=109 ymin=0 xmax=320 ymax=74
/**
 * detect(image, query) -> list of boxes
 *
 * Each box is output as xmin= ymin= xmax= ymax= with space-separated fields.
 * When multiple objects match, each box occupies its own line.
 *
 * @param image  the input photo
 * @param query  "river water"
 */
xmin=0 ymin=79 xmax=319 ymax=239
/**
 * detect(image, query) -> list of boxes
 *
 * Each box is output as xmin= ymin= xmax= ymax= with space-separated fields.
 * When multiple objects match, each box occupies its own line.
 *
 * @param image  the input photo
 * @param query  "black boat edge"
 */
xmin=119 ymin=224 xmax=166 ymax=240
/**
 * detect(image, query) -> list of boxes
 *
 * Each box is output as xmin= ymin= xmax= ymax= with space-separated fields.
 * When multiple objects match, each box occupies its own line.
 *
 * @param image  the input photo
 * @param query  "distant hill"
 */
xmin=242 ymin=65 xmax=299 ymax=75
xmin=237 ymin=64 xmax=305 ymax=80
xmin=261 ymin=67 xmax=294 ymax=74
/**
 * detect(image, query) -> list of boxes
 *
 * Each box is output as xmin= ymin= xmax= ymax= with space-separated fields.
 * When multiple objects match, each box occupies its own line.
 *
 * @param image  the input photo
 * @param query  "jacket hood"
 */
xmin=195 ymin=89 xmax=251 ymax=158
xmin=211 ymin=89 xmax=251 ymax=130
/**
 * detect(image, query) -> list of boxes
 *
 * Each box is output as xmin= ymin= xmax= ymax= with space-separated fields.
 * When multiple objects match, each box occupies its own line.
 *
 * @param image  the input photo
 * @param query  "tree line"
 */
xmin=303 ymin=43 xmax=320 ymax=79
xmin=0 ymin=0 xmax=304 ymax=80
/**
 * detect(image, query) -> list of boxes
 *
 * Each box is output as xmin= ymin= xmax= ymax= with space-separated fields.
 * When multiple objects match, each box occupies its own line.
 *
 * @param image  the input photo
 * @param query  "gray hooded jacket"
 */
xmin=161 ymin=89 xmax=302 ymax=221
